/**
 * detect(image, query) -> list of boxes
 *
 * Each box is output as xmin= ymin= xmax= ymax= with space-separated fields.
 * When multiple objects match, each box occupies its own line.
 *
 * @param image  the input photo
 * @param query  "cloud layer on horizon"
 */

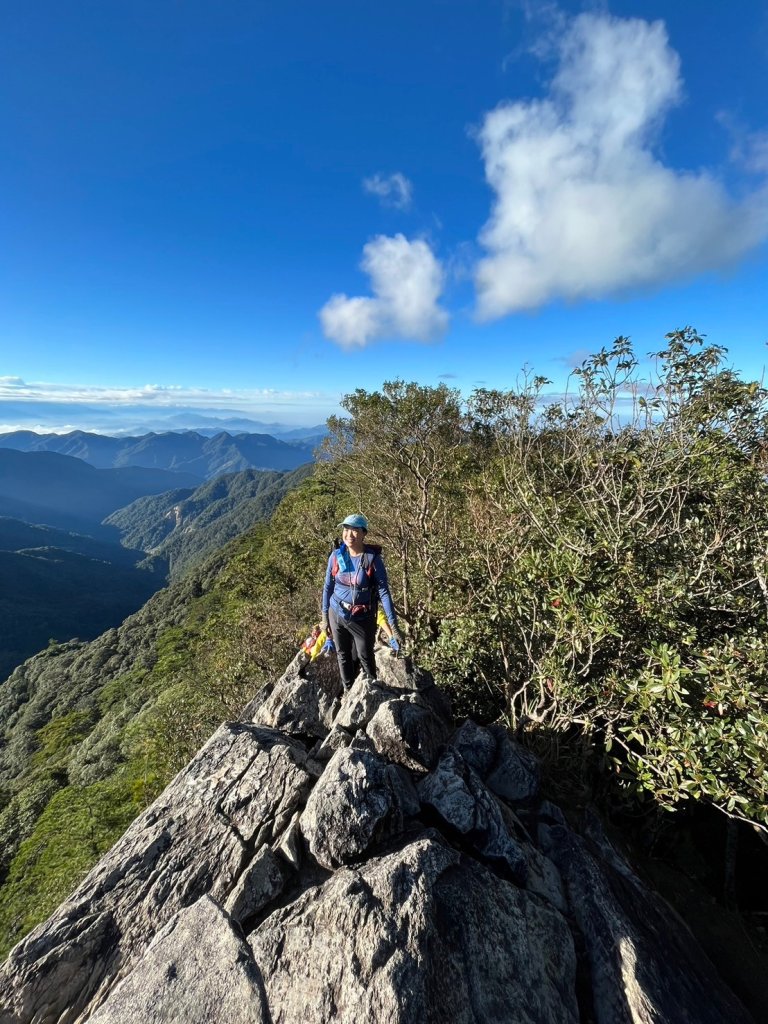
xmin=0 ymin=378 xmax=339 ymax=432
xmin=0 ymin=377 xmax=331 ymax=408
xmin=319 ymin=234 xmax=449 ymax=349
xmin=474 ymin=12 xmax=768 ymax=317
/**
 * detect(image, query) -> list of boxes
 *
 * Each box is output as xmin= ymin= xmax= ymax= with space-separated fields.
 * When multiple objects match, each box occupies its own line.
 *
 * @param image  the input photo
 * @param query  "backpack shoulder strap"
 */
xmin=363 ymin=544 xmax=382 ymax=575
xmin=332 ymin=543 xmax=351 ymax=577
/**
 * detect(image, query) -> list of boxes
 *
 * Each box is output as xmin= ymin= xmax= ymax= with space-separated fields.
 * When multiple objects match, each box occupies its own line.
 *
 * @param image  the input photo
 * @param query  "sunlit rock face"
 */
xmin=0 ymin=649 xmax=755 ymax=1024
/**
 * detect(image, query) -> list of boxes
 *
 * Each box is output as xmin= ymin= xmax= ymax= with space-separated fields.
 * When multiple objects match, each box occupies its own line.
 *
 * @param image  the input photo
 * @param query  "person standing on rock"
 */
xmin=322 ymin=513 xmax=403 ymax=690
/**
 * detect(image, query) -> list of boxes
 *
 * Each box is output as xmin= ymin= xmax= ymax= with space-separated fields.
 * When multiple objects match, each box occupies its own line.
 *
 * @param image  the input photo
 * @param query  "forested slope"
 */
xmin=0 ymin=547 xmax=162 ymax=681
xmin=106 ymin=463 xmax=314 ymax=578
xmin=0 ymin=472 xmax=329 ymax=955
xmin=0 ymin=518 xmax=143 ymax=566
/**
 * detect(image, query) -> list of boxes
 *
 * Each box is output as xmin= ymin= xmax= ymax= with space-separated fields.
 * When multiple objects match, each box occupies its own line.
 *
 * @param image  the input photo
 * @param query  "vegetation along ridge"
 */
xmin=1 ymin=328 xmax=767 ymax=975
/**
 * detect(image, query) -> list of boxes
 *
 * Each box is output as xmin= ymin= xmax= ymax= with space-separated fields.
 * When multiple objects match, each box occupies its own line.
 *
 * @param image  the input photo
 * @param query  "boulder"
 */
xmin=251 ymin=657 xmax=339 ymax=739
xmin=418 ymin=748 xmax=528 ymax=884
xmin=248 ymin=833 xmax=580 ymax=1024
xmin=485 ymin=724 xmax=541 ymax=804
xmin=300 ymin=746 xmax=414 ymax=870
xmin=373 ymin=651 xmax=434 ymax=692
xmin=541 ymin=822 xmax=755 ymax=1024
xmin=334 ymin=677 xmax=398 ymax=732
xmin=308 ymin=723 xmax=352 ymax=765
xmin=0 ymin=723 xmax=311 ymax=1024
xmin=450 ymin=718 xmax=497 ymax=777
xmin=366 ymin=696 xmax=451 ymax=772
xmin=225 ymin=847 xmax=286 ymax=923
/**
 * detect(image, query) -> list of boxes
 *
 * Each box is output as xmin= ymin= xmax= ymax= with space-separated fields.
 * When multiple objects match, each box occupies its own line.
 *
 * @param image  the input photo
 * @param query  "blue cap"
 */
xmin=338 ymin=513 xmax=369 ymax=531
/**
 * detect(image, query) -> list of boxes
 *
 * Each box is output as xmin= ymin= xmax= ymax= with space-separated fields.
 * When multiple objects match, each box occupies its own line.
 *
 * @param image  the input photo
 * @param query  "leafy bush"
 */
xmin=323 ymin=330 xmax=768 ymax=830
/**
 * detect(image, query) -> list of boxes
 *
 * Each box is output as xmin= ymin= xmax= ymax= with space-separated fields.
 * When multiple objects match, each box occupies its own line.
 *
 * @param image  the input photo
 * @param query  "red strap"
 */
xmin=331 ymin=549 xmax=376 ymax=578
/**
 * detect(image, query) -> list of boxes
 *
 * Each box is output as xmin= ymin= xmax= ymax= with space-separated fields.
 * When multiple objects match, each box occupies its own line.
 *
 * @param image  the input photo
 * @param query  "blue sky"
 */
xmin=1 ymin=0 xmax=767 ymax=432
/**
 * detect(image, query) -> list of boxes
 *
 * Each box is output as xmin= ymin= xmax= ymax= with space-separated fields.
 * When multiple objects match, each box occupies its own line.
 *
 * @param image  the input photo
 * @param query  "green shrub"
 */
xmin=323 ymin=330 xmax=768 ymax=830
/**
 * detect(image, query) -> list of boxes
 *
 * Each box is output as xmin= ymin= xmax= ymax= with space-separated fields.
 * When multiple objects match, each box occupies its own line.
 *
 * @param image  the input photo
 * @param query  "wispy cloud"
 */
xmin=362 ymin=172 xmax=413 ymax=210
xmin=744 ymin=133 xmax=768 ymax=175
xmin=319 ymin=234 xmax=449 ymax=348
xmin=719 ymin=112 xmax=768 ymax=175
xmin=474 ymin=12 xmax=768 ymax=318
xmin=552 ymin=348 xmax=592 ymax=368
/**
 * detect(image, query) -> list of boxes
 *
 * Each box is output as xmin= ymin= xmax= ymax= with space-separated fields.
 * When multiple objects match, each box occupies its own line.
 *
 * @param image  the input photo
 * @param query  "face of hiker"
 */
xmin=343 ymin=525 xmax=366 ymax=552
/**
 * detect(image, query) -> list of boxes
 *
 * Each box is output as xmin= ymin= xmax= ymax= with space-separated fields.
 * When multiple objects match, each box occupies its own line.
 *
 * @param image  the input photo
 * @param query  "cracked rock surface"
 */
xmin=0 ymin=649 xmax=756 ymax=1024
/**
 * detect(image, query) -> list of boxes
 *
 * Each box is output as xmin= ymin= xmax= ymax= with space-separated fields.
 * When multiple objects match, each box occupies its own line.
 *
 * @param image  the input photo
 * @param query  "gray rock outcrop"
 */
xmin=300 ymin=745 xmax=417 ymax=869
xmin=86 ymin=896 xmax=270 ymax=1024
xmin=0 ymin=648 xmax=756 ymax=1023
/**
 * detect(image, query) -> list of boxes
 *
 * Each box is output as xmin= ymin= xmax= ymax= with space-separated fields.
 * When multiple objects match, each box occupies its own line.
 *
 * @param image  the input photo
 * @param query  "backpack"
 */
xmin=331 ymin=543 xmax=382 ymax=614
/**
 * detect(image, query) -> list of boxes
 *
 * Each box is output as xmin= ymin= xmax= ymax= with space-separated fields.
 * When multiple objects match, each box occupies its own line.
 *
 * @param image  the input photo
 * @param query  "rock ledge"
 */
xmin=0 ymin=649 xmax=755 ymax=1024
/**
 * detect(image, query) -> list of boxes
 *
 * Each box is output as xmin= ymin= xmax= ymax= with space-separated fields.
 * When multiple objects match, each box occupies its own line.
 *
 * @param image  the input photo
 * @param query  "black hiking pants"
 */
xmin=329 ymin=606 xmax=377 ymax=689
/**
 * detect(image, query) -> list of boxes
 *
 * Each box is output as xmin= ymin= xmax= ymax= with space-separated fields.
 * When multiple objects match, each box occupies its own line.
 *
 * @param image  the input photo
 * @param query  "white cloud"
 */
xmin=475 ymin=12 xmax=768 ymax=318
xmin=0 ymin=377 xmax=331 ymax=409
xmin=0 ymin=379 xmax=342 ymax=434
xmin=362 ymin=172 xmax=413 ymax=210
xmin=320 ymin=234 xmax=449 ymax=348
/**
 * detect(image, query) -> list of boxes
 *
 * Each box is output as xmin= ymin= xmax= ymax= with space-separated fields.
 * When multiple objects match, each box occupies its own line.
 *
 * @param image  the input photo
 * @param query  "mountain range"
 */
xmin=0 ymin=429 xmax=318 ymax=477
xmin=0 ymin=449 xmax=202 ymax=539
xmin=0 ymin=447 xmax=312 ymax=681
xmin=0 ymin=401 xmax=328 ymax=438
xmin=105 ymin=464 xmax=314 ymax=578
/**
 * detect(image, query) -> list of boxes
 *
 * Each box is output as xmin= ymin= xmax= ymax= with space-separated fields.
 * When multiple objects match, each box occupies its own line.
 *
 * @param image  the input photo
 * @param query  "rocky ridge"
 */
xmin=0 ymin=649 xmax=755 ymax=1023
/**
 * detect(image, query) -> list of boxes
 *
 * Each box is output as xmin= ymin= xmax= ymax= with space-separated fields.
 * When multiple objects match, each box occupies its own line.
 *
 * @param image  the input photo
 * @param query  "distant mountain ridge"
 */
xmin=0 ymin=449 xmax=202 ymax=539
xmin=0 ymin=517 xmax=147 ymax=568
xmin=0 ymin=428 xmax=318 ymax=477
xmin=0 ymin=399 xmax=329 ymax=437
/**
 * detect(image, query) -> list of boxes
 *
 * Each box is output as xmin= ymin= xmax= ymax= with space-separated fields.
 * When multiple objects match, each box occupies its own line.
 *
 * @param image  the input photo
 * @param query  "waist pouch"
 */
xmin=336 ymin=598 xmax=372 ymax=618
xmin=344 ymin=601 xmax=371 ymax=617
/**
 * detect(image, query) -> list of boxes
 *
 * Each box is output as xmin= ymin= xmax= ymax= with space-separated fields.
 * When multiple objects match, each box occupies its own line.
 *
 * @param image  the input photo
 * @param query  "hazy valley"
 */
xmin=0 ymin=432 xmax=315 ymax=683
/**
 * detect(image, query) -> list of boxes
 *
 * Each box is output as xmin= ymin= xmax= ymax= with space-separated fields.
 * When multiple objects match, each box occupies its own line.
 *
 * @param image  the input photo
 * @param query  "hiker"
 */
xmin=321 ymin=513 xmax=403 ymax=690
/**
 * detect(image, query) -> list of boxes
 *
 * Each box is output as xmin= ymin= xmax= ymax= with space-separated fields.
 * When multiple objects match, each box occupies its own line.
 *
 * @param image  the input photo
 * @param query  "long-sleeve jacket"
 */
xmin=322 ymin=543 xmax=397 ymax=626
